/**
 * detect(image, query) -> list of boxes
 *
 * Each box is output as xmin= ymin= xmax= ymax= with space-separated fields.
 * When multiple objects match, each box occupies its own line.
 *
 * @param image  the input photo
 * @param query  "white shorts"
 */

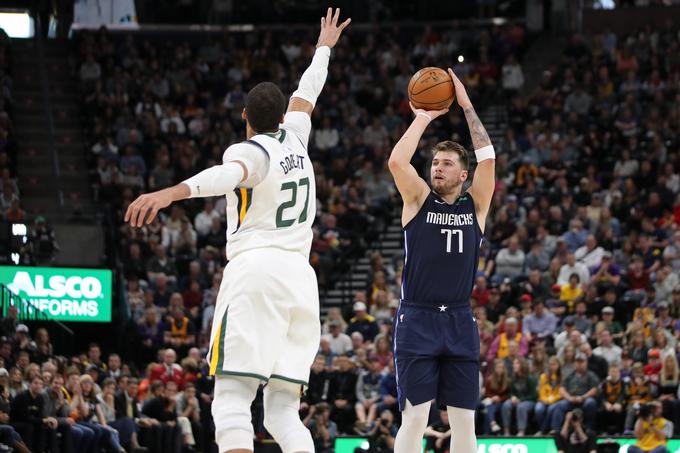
xmin=207 ymin=248 xmax=320 ymax=385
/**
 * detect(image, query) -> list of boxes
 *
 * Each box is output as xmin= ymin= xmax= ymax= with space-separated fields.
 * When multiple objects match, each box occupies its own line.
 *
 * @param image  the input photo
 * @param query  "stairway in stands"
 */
xmin=319 ymin=104 xmax=508 ymax=317
xmin=12 ymin=39 xmax=104 ymax=267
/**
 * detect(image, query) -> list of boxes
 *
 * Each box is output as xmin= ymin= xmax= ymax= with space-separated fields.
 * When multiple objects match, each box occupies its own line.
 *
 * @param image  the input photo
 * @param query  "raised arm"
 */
xmin=388 ymin=105 xmax=448 ymax=225
xmin=287 ymin=7 xmax=350 ymax=116
xmin=448 ymin=68 xmax=495 ymax=230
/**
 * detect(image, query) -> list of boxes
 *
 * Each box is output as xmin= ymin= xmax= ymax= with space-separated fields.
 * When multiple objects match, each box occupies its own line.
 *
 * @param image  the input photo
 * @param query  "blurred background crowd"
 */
xmin=0 ymin=2 xmax=678 ymax=453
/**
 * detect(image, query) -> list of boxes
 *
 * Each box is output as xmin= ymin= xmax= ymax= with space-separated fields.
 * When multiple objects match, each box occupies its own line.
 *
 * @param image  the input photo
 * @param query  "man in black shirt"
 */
xmin=581 ymin=342 xmax=608 ymax=380
xmin=10 ymin=376 xmax=57 ymax=453
xmin=142 ymin=381 xmax=181 ymax=453
xmin=425 ymin=410 xmax=452 ymax=453
xmin=328 ymin=356 xmax=358 ymax=434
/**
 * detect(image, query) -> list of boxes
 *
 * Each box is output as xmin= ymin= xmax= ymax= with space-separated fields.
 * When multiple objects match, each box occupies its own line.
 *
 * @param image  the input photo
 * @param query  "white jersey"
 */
xmin=223 ymin=111 xmax=315 ymax=261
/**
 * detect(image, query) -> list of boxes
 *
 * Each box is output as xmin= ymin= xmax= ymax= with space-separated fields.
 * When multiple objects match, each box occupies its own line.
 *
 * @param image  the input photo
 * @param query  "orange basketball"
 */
xmin=407 ymin=67 xmax=455 ymax=111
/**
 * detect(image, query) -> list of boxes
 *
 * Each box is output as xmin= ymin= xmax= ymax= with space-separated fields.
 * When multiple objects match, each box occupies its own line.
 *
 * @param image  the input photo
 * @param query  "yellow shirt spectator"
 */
xmin=560 ymin=284 xmax=583 ymax=313
xmin=538 ymin=372 xmax=561 ymax=404
xmin=636 ymin=417 xmax=670 ymax=452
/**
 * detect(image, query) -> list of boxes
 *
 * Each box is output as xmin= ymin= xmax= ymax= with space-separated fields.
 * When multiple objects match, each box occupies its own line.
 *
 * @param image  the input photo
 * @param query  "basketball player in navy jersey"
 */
xmin=388 ymin=69 xmax=495 ymax=453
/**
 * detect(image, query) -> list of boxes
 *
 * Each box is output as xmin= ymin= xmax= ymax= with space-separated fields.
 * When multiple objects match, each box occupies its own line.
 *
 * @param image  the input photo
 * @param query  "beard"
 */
xmin=432 ymin=177 xmax=462 ymax=195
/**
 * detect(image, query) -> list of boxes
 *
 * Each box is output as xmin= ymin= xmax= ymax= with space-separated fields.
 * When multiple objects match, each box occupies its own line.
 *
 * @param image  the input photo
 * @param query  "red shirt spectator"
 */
xmin=643 ymin=349 xmax=662 ymax=385
xmin=150 ymin=348 xmax=185 ymax=389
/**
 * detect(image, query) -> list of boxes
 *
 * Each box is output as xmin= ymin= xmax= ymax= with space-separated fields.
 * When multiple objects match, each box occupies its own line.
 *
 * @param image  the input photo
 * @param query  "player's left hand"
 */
xmin=316 ymin=7 xmax=351 ymax=49
xmin=125 ymin=189 xmax=175 ymax=227
xmin=447 ymin=68 xmax=473 ymax=110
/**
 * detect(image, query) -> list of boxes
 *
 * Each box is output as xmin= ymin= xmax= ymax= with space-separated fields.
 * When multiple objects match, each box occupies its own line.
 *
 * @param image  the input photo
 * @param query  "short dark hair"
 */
xmin=432 ymin=141 xmax=469 ymax=170
xmin=245 ymin=82 xmax=286 ymax=133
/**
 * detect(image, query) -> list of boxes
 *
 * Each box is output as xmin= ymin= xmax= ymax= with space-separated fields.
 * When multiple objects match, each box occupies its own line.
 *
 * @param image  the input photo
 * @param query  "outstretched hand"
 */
xmin=409 ymin=102 xmax=448 ymax=122
xmin=125 ymin=188 xmax=176 ymax=227
xmin=447 ymin=68 xmax=472 ymax=110
xmin=316 ymin=7 xmax=351 ymax=49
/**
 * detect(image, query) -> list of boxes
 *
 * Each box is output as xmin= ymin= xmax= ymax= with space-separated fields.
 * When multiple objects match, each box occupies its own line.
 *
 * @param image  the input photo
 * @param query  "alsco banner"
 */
xmin=0 ymin=266 xmax=112 ymax=322
xmin=334 ymin=437 xmax=680 ymax=453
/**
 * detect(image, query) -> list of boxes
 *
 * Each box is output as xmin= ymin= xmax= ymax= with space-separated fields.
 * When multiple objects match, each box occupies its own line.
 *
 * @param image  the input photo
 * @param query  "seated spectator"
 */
xmin=193 ymin=200 xmax=220 ymax=237
xmin=573 ymin=302 xmax=593 ymax=337
xmin=558 ymin=252 xmax=590 ymax=286
xmin=486 ymin=317 xmax=529 ymax=362
xmin=574 ymin=235 xmax=605 ymax=271
xmin=494 ymin=236 xmax=526 ymax=280
xmin=535 ymin=356 xmax=562 ymax=435
xmin=522 ymin=299 xmax=558 ymax=342
xmin=644 ymin=349 xmax=663 ymax=386
xmin=321 ymin=308 xmax=348 ymax=335
xmin=562 ymin=220 xmax=588 ymax=253
xmin=150 ymin=349 xmax=184 ymax=390
xmin=326 ymin=356 xmax=357 ymax=434
xmin=369 ymin=290 xmax=393 ymax=324
xmin=99 ymin=378 xmax=144 ymax=452
xmin=593 ymin=329 xmax=623 ymax=366
xmin=554 ymin=316 xmax=587 ymax=352
xmin=424 ymin=409 xmax=451 ymax=453
xmin=501 ymin=357 xmax=537 ymax=436
xmin=321 ymin=320 xmax=352 ymax=356
xmin=600 ymin=305 xmax=624 ymax=341
xmin=346 ymin=302 xmax=379 ymax=343
xmin=482 ymin=359 xmax=510 ymax=435
xmin=560 ymin=274 xmax=584 ymax=314
xmin=590 ymin=252 xmax=621 ymax=287
xmin=550 ymin=353 xmax=599 ymax=432
xmin=43 ymin=373 xmax=91 ymax=453
xmin=147 ymin=246 xmax=177 ymax=283
xmin=318 ymin=338 xmax=336 ymax=367
xmin=377 ymin=360 xmax=397 ymax=415
xmin=165 ymin=381 xmax=196 ymax=451
xmin=138 ymin=307 xmax=165 ymax=363
xmin=163 ymin=307 xmax=196 ymax=354
xmin=629 ymin=402 xmax=672 ymax=453
xmin=581 ymin=342 xmax=609 ymax=381
xmin=0 ymin=382 xmax=30 ymax=453
xmin=625 ymin=362 xmax=655 ymax=434
xmin=354 ymin=356 xmax=382 ymax=431
xmin=11 ymin=376 xmax=56 ymax=453
xmin=657 ymin=354 xmax=680 ymax=431
xmin=598 ymin=363 xmax=626 ymax=435
xmin=141 ymin=381 xmax=182 ymax=453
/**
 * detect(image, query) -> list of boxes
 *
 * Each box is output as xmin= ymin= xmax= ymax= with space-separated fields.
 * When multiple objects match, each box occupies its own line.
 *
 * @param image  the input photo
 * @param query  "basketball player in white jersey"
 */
xmin=125 ymin=8 xmax=350 ymax=453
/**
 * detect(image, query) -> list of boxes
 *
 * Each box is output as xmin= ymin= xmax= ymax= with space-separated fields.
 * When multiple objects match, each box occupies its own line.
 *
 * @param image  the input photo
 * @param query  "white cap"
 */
xmin=353 ymin=302 xmax=367 ymax=312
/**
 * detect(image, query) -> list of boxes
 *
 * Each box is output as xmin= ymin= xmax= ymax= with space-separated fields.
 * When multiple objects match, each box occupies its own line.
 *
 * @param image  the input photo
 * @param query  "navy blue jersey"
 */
xmin=401 ymin=191 xmax=483 ymax=308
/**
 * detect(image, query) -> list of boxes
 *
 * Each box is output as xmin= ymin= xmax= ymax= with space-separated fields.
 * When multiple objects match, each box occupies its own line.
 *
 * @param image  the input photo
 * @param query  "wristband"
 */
xmin=475 ymin=145 xmax=495 ymax=162
xmin=416 ymin=112 xmax=432 ymax=122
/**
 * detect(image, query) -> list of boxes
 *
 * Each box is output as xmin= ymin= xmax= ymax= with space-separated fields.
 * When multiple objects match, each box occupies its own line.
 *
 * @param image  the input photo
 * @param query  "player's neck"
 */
xmin=434 ymin=187 xmax=463 ymax=204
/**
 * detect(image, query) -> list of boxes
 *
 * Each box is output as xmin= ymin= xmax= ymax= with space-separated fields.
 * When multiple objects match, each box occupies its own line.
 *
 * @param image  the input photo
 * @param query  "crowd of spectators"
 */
xmin=0 ymin=15 xmax=661 ymax=453
xmin=74 ymin=24 xmax=524 ymax=369
xmin=0 ymin=28 xmax=60 ymax=266
xmin=303 ymin=19 xmax=680 ymax=445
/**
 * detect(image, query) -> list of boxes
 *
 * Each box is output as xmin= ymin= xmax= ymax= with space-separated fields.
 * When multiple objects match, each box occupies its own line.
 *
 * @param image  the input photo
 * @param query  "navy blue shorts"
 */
xmin=393 ymin=301 xmax=480 ymax=411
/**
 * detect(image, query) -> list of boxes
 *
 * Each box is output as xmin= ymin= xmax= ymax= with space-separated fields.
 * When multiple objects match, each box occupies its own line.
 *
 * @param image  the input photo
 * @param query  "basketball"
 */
xmin=408 ymin=67 xmax=455 ymax=111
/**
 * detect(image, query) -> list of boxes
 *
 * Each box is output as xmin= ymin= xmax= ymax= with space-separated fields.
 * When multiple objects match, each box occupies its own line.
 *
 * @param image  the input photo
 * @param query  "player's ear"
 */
xmin=241 ymin=109 xmax=247 ymax=121
xmin=461 ymin=169 xmax=469 ymax=181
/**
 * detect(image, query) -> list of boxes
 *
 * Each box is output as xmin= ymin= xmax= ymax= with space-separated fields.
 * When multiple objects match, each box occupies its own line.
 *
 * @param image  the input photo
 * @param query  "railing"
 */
xmin=0 ymin=283 xmax=74 ymax=353
xmin=34 ymin=12 xmax=64 ymax=208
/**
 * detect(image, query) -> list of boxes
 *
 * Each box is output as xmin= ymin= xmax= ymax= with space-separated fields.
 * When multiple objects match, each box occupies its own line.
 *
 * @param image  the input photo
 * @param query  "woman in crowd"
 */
xmin=482 ymin=359 xmax=510 ymax=434
xmin=535 ymin=356 xmax=562 ymax=435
